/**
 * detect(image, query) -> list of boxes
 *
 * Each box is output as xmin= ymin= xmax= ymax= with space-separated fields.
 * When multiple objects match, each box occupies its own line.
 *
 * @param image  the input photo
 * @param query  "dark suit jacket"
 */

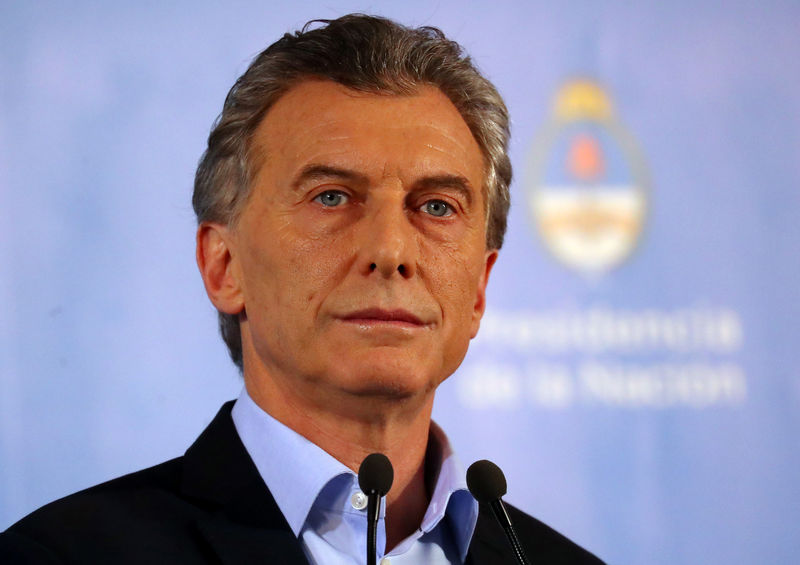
xmin=1 ymin=402 xmax=603 ymax=564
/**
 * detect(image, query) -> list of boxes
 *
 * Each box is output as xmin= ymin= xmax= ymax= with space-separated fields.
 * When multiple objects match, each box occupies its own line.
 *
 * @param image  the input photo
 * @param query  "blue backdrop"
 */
xmin=2 ymin=2 xmax=799 ymax=563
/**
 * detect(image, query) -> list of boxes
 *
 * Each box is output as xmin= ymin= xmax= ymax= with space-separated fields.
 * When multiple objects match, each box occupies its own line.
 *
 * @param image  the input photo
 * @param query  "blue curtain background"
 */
xmin=2 ymin=2 xmax=799 ymax=563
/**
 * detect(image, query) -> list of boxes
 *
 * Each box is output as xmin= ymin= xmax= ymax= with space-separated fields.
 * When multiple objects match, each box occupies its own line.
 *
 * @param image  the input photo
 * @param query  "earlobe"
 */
xmin=196 ymin=222 xmax=245 ymax=315
xmin=470 ymin=249 xmax=498 ymax=338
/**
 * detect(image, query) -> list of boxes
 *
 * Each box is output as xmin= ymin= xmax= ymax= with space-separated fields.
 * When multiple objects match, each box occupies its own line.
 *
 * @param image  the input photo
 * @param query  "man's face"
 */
xmin=228 ymin=80 xmax=496 ymax=407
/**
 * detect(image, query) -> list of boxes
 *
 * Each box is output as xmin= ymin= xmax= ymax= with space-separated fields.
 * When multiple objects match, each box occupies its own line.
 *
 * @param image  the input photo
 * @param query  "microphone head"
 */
xmin=358 ymin=453 xmax=394 ymax=496
xmin=466 ymin=459 xmax=507 ymax=503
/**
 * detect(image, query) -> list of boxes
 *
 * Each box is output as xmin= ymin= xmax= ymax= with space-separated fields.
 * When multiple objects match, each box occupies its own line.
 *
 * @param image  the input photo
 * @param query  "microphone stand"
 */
xmin=489 ymin=498 xmax=532 ymax=565
xmin=365 ymin=491 xmax=381 ymax=565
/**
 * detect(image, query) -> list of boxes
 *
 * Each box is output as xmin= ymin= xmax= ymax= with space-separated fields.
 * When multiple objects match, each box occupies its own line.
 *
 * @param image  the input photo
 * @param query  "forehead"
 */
xmin=248 ymin=80 xmax=485 ymax=194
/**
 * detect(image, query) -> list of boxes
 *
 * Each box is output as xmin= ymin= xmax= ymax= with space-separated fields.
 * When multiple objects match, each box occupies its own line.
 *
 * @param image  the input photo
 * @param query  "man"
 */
xmin=1 ymin=14 xmax=603 ymax=564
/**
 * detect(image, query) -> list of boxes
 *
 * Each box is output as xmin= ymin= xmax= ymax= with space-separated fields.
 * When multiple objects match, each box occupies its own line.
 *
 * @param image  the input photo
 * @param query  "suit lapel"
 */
xmin=181 ymin=402 xmax=309 ymax=565
xmin=194 ymin=515 xmax=307 ymax=565
xmin=465 ymin=503 xmax=519 ymax=564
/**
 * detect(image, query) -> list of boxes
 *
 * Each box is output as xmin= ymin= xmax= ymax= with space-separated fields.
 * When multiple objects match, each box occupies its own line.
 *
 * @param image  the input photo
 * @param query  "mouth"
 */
xmin=339 ymin=308 xmax=428 ymax=328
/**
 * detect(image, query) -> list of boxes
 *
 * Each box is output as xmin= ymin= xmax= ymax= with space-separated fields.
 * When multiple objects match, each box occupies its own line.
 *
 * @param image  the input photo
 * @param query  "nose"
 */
xmin=358 ymin=194 xmax=417 ymax=279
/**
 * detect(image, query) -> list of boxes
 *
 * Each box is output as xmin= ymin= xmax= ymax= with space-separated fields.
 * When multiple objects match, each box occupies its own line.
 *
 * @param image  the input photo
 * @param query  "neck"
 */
xmin=244 ymin=372 xmax=434 ymax=551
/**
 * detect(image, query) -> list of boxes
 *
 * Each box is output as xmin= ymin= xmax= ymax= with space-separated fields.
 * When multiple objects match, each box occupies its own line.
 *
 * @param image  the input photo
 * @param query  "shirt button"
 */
xmin=380 ymin=559 xmax=391 ymax=565
xmin=351 ymin=491 xmax=368 ymax=510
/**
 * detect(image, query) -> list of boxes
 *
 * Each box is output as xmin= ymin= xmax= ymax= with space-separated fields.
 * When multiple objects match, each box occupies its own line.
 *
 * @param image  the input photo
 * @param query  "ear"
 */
xmin=196 ymin=222 xmax=244 ymax=315
xmin=470 ymin=249 xmax=498 ymax=338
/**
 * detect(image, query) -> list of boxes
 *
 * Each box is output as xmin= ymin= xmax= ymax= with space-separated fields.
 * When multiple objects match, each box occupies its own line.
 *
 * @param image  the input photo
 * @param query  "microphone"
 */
xmin=467 ymin=460 xmax=532 ymax=565
xmin=358 ymin=453 xmax=394 ymax=565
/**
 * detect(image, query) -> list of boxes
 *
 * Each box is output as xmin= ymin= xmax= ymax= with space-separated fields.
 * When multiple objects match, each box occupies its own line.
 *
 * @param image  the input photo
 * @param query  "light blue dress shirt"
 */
xmin=231 ymin=388 xmax=479 ymax=565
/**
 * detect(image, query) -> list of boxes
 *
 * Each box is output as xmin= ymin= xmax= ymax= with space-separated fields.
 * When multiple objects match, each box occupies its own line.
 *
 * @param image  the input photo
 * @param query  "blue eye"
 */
xmin=314 ymin=190 xmax=348 ymax=207
xmin=422 ymin=200 xmax=452 ymax=217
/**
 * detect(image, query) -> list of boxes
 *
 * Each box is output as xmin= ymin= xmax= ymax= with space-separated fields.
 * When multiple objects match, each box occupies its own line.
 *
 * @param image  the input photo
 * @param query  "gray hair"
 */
xmin=192 ymin=14 xmax=511 ymax=371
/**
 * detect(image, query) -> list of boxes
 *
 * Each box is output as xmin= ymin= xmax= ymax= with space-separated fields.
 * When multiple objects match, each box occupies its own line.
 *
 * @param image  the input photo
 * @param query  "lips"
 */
xmin=339 ymin=308 xmax=427 ymax=326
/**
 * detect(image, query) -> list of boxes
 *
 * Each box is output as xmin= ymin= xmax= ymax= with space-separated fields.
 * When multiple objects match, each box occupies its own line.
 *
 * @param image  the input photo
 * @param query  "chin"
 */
xmin=330 ymin=360 xmax=441 ymax=401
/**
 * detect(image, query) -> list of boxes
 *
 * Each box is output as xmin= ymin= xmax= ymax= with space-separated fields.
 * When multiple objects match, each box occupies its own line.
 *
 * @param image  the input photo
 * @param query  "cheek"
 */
xmin=279 ymin=230 xmax=355 ymax=307
xmin=422 ymin=240 xmax=484 ymax=315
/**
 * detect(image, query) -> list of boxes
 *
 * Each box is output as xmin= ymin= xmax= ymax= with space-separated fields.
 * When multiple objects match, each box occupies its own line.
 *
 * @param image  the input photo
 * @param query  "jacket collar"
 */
xmin=180 ymin=401 xmax=309 ymax=564
xmin=465 ymin=503 xmax=521 ymax=564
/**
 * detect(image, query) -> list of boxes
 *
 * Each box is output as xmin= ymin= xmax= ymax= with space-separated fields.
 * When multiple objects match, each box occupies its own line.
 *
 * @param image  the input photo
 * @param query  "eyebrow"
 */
xmin=291 ymin=164 xmax=369 ymax=191
xmin=415 ymin=174 xmax=475 ymax=207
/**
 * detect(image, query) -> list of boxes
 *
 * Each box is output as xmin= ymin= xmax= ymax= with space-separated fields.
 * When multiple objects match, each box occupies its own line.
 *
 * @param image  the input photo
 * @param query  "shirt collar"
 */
xmin=420 ymin=420 xmax=479 ymax=561
xmin=231 ymin=387 xmax=478 ymax=559
xmin=231 ymin=387 xmax=353 ymax=535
